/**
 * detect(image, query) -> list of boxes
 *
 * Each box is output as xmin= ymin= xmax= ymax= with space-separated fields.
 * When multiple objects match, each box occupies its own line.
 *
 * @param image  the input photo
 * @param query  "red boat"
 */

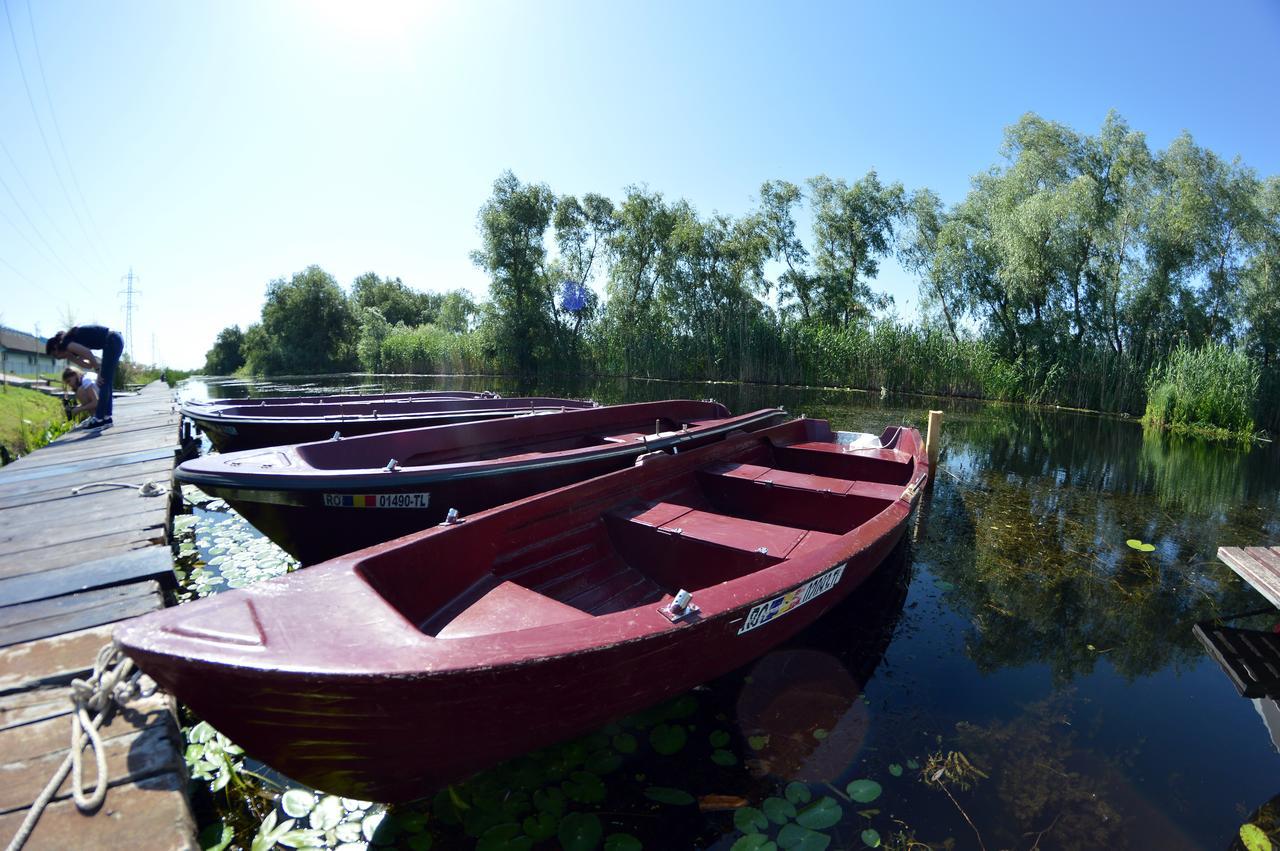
xmin=115 ymin=418 xmax=928 ymax=802
xmin=181 ymin=395 xmax=597 ymax=452
xmin=174 ymin=400 xmax=787 ymax=564
xmin=185 ymin=389 xmax=494 ymax=408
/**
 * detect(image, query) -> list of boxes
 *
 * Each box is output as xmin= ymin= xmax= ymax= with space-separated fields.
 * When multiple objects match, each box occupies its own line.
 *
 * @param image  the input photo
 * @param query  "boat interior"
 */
xmin=293 ymin=407 xmax=739 ymax=470
xmin=200 ymin=396 xmax=594 ymax=421
xmin=355 ymin=420 xmax=917 ymax=640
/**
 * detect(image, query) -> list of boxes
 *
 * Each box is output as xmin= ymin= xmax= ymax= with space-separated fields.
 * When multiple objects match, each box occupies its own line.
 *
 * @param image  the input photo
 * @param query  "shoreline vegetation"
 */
xmin=203 ymin=111 xmax=1278 ymax=443
xmin=0 ymin=385 xmax=69 ymax=462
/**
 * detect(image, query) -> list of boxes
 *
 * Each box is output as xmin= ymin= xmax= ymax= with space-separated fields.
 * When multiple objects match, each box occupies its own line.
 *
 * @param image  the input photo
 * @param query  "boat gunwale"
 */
xmin=174 ymin=407 xmax=787 ymax=493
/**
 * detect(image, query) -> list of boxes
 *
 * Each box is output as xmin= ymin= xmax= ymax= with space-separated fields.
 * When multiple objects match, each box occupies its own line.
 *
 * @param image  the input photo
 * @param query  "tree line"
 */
xmin=205 ymin=111 xmax=1279 ymax=435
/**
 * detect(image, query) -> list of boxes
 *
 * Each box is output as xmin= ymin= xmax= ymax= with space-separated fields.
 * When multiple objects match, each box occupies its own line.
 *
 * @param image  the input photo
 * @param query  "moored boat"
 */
xmin=115 ymin=417 xmax=928 ymax=802
xmin=175 ymin=400 xmax=787 ymax=564
xmin=181 ymin=395 xmax=597 ymax=451
xmin=185 ymin=389 xmax=494 ymax=408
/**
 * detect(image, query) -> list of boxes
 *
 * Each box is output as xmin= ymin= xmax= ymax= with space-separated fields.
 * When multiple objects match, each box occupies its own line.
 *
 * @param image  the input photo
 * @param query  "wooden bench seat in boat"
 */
xmin=771 ymin=442 xmax=915 ymax=486
xmin=436 ymin=581 xmax=592 ymax=639
xmin=605 ymin=501 xmax=841 ymax=590
xmin=699 ymin=462 xmax=905 ymax=502
xmin=696 ymin=462 xmax=903 ymax=534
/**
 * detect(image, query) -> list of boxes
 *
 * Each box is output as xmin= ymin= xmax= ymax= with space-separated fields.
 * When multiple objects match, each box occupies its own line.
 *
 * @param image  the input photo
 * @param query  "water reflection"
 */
xmin=183 ymin=374 xmax=1280 ymax=849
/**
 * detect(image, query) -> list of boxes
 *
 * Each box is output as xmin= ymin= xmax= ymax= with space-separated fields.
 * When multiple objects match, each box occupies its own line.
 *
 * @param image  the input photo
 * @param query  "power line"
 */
xmin=0 ymin=168 xmax=94 ymax=293
xmin=0 ymin=253 xmax=41 ymax=288
xmin=0 ymin=135 xmax=86 ymax=268
xmin=22 ymin=0 xmax=112 ymax=270
xmin=1 ymin=0 xmax=109 ymax=277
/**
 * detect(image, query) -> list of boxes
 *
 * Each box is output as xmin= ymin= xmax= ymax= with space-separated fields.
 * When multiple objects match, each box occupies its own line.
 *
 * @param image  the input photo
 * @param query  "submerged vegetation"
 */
xmin=206 ymin=111 xmax=1280 ymax=438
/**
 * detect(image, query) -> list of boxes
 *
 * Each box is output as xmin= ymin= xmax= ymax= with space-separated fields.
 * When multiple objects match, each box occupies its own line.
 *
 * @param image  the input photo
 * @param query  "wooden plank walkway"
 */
xmin=0 ymin=383 xmax=196 ymax=850
xmin=1218 ymin=545 xmax=1280 ymax=610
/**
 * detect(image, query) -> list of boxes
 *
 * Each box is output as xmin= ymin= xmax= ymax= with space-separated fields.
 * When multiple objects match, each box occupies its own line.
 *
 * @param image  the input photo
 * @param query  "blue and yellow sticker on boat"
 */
xmin=323 ymin=493 xmax=430 ymax=509
xmin=737 ymin=563 xmax=846 ymax=635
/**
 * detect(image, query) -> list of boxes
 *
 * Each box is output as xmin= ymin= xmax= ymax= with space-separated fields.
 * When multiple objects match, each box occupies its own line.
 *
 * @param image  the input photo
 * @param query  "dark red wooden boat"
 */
xmin=186 ymin=389 xmax=494 ymax=408
xmin=181 ymin=395 xmax=597 ymax=452
xmin=175 ymin=400 xmax=787 ymax=564
xmin=115 ymin=418 xmax=928 ymax=802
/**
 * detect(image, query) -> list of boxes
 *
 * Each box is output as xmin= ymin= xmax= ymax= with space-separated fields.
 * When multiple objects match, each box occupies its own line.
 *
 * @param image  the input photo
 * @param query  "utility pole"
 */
xmin=118 ymin=268 xmax=139 ymax=361
xmin=151 ymin=333 xmax=156 ymax=367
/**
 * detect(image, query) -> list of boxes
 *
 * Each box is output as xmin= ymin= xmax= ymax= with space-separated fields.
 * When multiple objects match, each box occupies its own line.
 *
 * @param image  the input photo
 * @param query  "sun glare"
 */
xmin=300 ymin=0 xmax=437 ymax=46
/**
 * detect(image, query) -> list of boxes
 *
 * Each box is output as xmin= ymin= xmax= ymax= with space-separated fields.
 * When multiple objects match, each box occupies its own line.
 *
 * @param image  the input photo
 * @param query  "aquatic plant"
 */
xmin=1144 ymin=342 xmax=1260 ymax=439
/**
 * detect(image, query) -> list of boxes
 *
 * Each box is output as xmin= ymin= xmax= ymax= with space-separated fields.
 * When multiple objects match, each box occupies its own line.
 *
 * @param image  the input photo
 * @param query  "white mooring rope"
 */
xmin=69 ymin=480 xmax=168 ymax=497
xmin=4 ymin=645 xmax=146 ymax=851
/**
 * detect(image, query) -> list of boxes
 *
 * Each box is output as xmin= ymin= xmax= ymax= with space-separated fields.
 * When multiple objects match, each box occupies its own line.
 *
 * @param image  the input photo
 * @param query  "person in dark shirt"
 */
xmin=45 ymin=325 xmax=124 ymax=430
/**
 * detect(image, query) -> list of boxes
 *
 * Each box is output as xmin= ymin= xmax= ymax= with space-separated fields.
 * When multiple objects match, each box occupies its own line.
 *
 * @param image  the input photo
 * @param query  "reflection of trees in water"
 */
xmin=924 ymin=407 xmax=1278 ymax=684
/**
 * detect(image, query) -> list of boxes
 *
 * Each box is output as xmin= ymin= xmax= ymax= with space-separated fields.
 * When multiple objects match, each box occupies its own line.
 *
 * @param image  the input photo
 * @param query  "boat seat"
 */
xmin=701 ymin=462 xmax=904 ymax=503
xmin=781 ymin=441 xmax=913 ymax=465
xmin=436 ymin=581 xmax=591 ymax=639
xmin=613 ymin=501 xmax=818 ymax=559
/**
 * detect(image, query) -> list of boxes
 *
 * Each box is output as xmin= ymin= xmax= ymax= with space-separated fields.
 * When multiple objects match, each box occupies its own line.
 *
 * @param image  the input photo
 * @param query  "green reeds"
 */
xmin=1143 ymin=342 xmax=1260 ymax=439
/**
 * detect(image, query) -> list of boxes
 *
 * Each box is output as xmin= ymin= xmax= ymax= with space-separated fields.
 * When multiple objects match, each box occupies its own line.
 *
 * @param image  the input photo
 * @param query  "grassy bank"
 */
xmin=0 ymin=385 xmax=69 ymax=462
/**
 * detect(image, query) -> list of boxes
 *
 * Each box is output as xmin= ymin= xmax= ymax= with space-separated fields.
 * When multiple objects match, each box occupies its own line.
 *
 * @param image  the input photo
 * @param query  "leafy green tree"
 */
xmin=807 ymin=171 xmax=906 ymax=326
xmin=436 ymin=289 xmax=479 ymax=334
xmin=242 ymin=266 xmax=358 ymax=375
xmin=471 ymin=172 xmax=557 ymax=376
xmin=203 ymin=325 xmax=246 ymax=375
xmin=356 ymin=307 xmax=391 ymax=372
xmin=759 ymin=180 xmax=814 ymax=322
xmin=350 ymin=272 xmax=440 ymax=327
xmin=553 ymin=193 xmax=615 ymax=363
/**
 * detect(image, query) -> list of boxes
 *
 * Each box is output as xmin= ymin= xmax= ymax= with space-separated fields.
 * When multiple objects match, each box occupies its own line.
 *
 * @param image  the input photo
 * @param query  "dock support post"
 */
xmin=925 ymin=410 xmax=943 ymax=471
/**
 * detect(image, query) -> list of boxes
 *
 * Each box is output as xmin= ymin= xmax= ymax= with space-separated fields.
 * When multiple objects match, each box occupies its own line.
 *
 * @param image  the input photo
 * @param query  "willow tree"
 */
xmin=472 ymin=171 xmax=556 ymax=376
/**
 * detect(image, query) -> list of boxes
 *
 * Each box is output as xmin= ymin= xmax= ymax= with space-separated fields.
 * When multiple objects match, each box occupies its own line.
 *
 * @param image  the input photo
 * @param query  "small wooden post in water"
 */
xmin=925 ymin=410 xmax=943 ymax=470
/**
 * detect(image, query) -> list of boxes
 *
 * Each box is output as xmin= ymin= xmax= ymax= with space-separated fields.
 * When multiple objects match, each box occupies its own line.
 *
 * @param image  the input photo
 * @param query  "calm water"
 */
xmin=182 ymin=374 xmax=1280 ymax=851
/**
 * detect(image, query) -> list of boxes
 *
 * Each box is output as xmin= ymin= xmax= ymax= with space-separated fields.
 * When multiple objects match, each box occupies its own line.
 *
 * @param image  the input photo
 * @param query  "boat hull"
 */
xmin=184 ymin=396 xmax=596 ymax=452
xmin=122 ymin=517 xmax=906 ymax=802
xmin=118 ymin=420 xmax=928 ymax=802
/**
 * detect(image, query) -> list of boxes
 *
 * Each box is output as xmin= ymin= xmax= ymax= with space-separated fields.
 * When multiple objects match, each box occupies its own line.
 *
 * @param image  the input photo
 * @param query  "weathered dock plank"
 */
xmin=0 ymin=775 xmax=196 ymax=851
xmin=0 ymin=548 xmax=175 ymax=608
xmin=0 ymin=580 xmax=163 ymax=648
xmin=1218 ymin=545 xmax=1280 ymax=610
xmin=0 ymin=383 xmax=195 ymax=850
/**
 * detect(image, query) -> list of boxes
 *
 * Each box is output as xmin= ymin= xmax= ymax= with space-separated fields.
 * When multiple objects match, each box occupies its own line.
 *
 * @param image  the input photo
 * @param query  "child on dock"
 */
xmin=61 ymin=366 xmax=100 ymax=419
xmin=46 ymin=325 xmax=124 ymax=430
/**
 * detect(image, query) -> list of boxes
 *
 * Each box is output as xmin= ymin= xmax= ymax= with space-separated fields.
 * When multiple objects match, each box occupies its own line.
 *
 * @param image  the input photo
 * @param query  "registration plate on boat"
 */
xmin=323 ymin=492 xmax=431 ymax=509
xmin=737 ymin=563 xmax=846 ymax=635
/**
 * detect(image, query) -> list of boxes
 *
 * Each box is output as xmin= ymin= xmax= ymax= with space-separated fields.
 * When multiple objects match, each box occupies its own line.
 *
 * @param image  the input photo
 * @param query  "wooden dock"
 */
xmin=1218 ymin=545 xmax=1280 ymax=610
xmin=0 ymin=383 xmax=196 ymax=850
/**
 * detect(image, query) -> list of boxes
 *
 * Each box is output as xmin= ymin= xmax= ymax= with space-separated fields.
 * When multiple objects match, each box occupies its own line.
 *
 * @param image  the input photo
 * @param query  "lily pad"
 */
xmin=763 ymin=796 xmax=797 ymax=824
xmin=934 ymin=580 xmax=956 ymax=592
xmin=777 ymin=823 xmax=831 ymax=851
xmin=796 ymin=796 xmax=842 ymax=830
xmin=643 ymin=786 xmax=695 ymax=806
xmin=711 ymin=748 xmax=738 ymax=766
xmin=198 ymin=823 xmax=233 ymax=851
xmin=748 ymin=734 xmax=771 ymax=750
xmin=812 ymin=728 xmax=828 ymax=740
xmin=905 ymin=758 xmax=920 ymax=770
xmin=477 ymin=823 xmax=531 ymax=851
xmin=710 ymin=730 xmax=731 ymax=748
xmin=846 ymin=779 xmax=882 ymax=803
xmin=613 ymin=733 xmax=638 ymax=754
xmin=734 ymin=806 xmax=768 ymax=834
xmin=649 ymin=723 xmax=687 ymax=755
xmin=784 ymin=782 xmax=811 ymax=805
xmin=312 ymin=795 xmax=345 ymax=830
xmin=731 ymin=836 xmax=778 ymax=851
xmin=1125 ymin=538 xmax=1156 ymax=552
xmin=1241 ymin=823 xmax=1273 ymax=851
xmin=604 ymin=834 xmax=643 ymax=851
xmin=861 ymin=828 xmax=882 ymax=848
xmin=586 ymin=750 xmax=623 ymax=775
xmin=888 ymin=763 xmax=903 ymax=777
xmin=559 ymin=812 xmax=603 ymax=851
xmin=534 ymin=787 xmax=565 ymax=816
xmin=523 ymin=812 xmax=558 ymax=842
xmin=562 ymin=770 xmax=606 ymax=803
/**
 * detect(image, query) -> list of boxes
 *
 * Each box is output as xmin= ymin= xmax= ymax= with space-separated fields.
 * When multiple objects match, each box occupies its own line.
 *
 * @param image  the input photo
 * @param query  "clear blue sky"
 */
xmin=2 ymin=0 xmax=1277 ymax=368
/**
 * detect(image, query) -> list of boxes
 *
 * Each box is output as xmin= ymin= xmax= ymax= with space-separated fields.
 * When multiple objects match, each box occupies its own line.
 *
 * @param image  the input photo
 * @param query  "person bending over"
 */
xmin=62 ymin=366 xmax=99 ymax=419
xmin=46 ymin=325 xmax=123 ymax=430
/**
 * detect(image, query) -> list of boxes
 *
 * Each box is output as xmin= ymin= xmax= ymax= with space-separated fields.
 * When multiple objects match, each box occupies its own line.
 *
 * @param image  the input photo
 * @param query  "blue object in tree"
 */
xmin=560 ymin=280 xmax=587 ymax=314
